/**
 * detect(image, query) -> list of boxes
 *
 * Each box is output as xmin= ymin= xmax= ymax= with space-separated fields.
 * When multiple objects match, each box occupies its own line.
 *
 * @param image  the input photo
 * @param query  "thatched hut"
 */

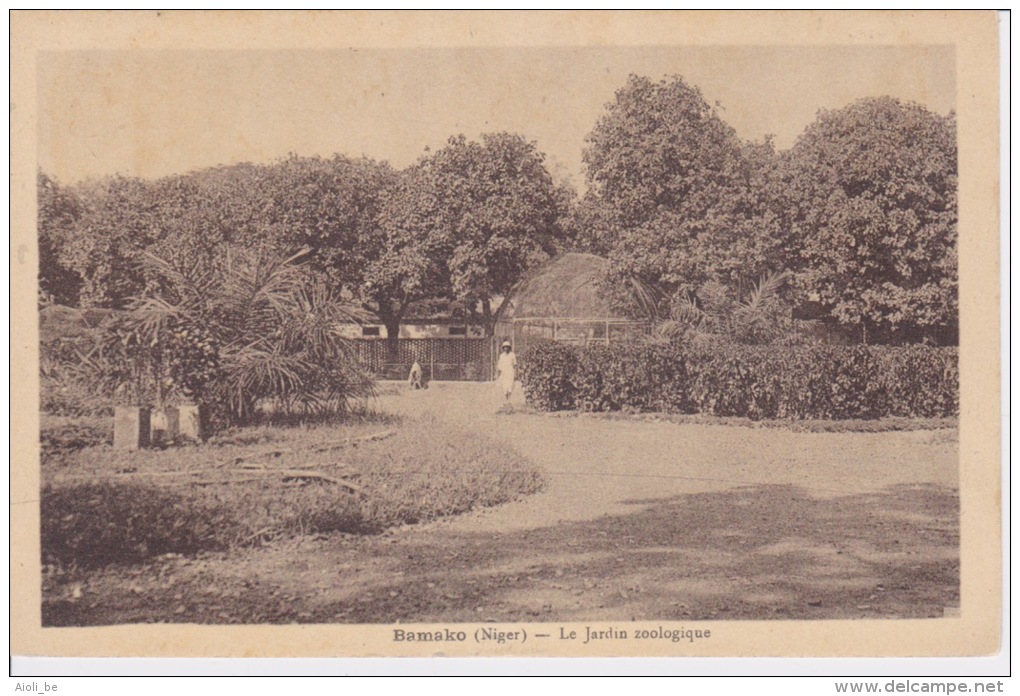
xmin=493 ymin=253 xmax=649 ymax=352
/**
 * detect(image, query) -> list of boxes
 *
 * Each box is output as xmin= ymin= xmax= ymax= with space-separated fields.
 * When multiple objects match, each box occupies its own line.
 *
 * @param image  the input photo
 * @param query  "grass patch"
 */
xmin=41 ymin=416 xmax=543 ymax=569
xmin=40 ymin=414 xmax=113 ymax=454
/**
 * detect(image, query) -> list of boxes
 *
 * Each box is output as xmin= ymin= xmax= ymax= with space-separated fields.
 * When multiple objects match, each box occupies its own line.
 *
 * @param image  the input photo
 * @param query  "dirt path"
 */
xmin=45 ymin=382 xmax=959 ymax=625
xmin=377 ymin=382 xmax=957 ymax=530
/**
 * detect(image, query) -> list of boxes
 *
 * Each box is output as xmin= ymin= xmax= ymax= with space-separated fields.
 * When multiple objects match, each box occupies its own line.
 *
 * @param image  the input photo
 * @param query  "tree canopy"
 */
xmin=39 ymin=77 xmax=958 ymax=349
xmin=53 ymin=156 xmax=397 ymax=310
xmin=782 ymin=97 xmax=958 ymax=343
xmin=38 ymin=172 xmax=83 ymax=306
xmin=369 ymin=133 xmax=569 ymax=344
xmin=579 ymin=74 xmax=787 ymax=298
xmin=576 ymin=76 xmax=957 ymax=345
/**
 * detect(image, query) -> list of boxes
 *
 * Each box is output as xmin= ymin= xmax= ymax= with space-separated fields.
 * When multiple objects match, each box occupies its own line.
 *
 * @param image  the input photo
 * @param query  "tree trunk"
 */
xmin=384 ymin=318 xmax=401 ymax=361
xmin=377 ymin=295 xmax=410 ymax=363
xmin=481 ymin=298 xmax=494 ymax=336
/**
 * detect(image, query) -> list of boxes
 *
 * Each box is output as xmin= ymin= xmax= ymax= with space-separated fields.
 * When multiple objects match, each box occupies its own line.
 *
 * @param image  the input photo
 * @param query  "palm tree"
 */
xmin=126 ymin=245 xmax=374 ymax=425
xmin=656 ymin=271 xmax=815 ymax=346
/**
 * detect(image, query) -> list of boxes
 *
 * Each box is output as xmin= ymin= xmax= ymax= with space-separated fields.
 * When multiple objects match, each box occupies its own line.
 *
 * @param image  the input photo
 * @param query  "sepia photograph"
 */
xmin=10 ymin=11 xmax=1002 ymax=663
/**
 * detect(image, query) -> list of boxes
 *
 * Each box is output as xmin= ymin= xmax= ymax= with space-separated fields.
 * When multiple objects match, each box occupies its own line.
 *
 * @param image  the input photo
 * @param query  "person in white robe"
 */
xmin=495 ymin=340 xmax=517 ymax=402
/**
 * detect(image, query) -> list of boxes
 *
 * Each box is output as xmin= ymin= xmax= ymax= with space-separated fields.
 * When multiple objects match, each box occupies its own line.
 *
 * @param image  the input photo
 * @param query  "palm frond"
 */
xmin=739 ymin=271 xmax=788 ymax=314
xmin=731 ymin=271 xmax=792 ymax=344
xmin=670 ymin=293 xmax=708 ymax=325
xmin=137 ymin=250 xmax=219 ymax=310
xmin=126 ymin=296 xmax=185 ymax=342
xmin=626 ymin=277 xmax=668 ymax=321
xmin=120 ymin=244 xmax=377 ymax=426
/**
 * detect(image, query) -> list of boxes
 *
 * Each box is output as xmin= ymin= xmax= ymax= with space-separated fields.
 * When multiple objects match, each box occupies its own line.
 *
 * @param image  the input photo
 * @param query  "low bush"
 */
xmin=41 ymin=418 xmax=543 ymax=569
xmin=519 ymin=341 xmax=958 ymax=420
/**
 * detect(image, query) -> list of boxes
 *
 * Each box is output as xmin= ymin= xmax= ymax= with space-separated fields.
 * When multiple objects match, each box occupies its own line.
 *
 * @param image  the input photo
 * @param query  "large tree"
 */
xmin=59 ymin=155 xmax=397 ymax=309
xmin=37 ymin=172 xmax=83 ymax=305
xmin=246 ymin=155 xmax=398 ymax=284
xmin=783 ymin=97 xmax=957 ymax=344
xmin=369 ymin=133 xmax=568 ymax=352
xmin=61 ymin=174 xmax=201 ymax=308
xmin=581 ymin=74 xmax=784 ymax=298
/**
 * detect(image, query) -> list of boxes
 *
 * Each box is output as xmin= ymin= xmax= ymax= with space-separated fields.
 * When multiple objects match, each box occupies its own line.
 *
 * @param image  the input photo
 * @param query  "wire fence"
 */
xmin=351 ymin=338 xmax=494 ymax=382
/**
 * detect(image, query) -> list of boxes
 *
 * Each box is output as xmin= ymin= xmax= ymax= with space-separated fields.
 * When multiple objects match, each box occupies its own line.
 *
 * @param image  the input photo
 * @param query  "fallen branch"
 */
xmin=243 ymin=526 xmax=276 ymax=543
xmin=236 ymin=461 xmax=358 ymax=476
xmin=225 ymin=430 xmax=396 ymax=465
xmin=280 ymin=468 xmax=362 ymax=489
xmin=185 ymin=469 xmax=364 ymax=494
xmin=313 ymin=429 xmax=396 ymax=451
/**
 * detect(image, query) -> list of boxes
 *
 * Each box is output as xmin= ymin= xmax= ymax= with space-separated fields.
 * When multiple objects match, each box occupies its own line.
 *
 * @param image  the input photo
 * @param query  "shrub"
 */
xmin=40 ymin=248 xmax=378 ymax=430
xmin=517 ymin=341 xmax=579 ymax=411
xmin=127 ymin=249 xmax=378 ymax=427
xmin=879 ymin=345 xmax=960 ymax=417
xmin=519 ymin=342 xmax=958 ymax=420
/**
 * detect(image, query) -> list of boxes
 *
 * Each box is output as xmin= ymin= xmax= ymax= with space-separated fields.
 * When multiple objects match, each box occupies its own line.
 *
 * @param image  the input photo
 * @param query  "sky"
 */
xmin=37 ymin=45 xmax=955 ymax=188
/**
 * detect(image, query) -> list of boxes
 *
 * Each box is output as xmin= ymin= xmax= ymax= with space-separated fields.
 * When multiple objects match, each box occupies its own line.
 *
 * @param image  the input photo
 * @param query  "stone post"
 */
xmin=178 ymin=403 xmax=208 ymax=442
xmin=113 ymin=407 xmax=151 ymax=450
xmin=150 ymin=407 xmax=180 ymax=447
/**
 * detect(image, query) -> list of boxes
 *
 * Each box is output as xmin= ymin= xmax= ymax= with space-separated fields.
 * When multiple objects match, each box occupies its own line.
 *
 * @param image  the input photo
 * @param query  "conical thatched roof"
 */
xmin=498 ymin=253 xmax=636 ymax=321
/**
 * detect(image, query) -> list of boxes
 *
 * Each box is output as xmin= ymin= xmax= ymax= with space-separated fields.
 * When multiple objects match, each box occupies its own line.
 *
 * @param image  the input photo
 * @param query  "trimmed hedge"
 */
xmin=518 ymin=341 xmax=958 ymax=420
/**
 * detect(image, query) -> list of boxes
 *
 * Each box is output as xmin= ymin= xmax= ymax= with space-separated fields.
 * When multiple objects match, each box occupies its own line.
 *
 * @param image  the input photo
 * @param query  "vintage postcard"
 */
xmin=10 ymin=11 xmax=1001 ymax=661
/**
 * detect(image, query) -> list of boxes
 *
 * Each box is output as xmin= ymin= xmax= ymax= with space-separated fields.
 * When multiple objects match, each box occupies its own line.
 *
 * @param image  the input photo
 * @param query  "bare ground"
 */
xmin=42 ymin=381 xmax=959 ymax=625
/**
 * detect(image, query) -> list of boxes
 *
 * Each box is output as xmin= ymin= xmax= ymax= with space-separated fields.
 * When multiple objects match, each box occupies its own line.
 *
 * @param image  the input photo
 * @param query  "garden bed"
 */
xmin=41 ymin=414 xmax=544 ymax=570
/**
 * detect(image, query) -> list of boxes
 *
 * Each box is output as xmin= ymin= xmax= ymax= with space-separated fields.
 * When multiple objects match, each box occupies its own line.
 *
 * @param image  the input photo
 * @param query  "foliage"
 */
xmin=577 ymin=79 xmax=957 ymax=346
xmin=574 ymin=344 xmax=686 ymax=413
xmin=56 ymin=156 xmax=397 ymax=310
xmin=41 ymin=77 xmax=958 ymax=351
xmin=877 ymin=345 xmax=961 ymax=417
xmin=37 ymin=173 xmax=84 ymax=306
xmin=38 ymin=248 xmax=377 ymax=427
xmin=519 ymin=341 xmax=958 ymax=420
xmin=516 ymin=341 xmax=581 ymax=411
xmin=562 ymin=191 xmax=623 ymax=257
xmin=369 ymin=133 xmax=569 ymax=344
xmin=41 ymin=418 xmax=544 ymax=569
xmin=581 ymin=75 xmax=787 ymax=297
xmin=125 ymin=246 xmax=376 ymax=426
xmin=40 ymin=309 xmax=157 ymax=416
xmin=60 ymin=175 xmax=202 ymax=308
xmin=656 ymin=271 xmax=815 ymax=346
xmin=584 ymin=75 xmax=739 ymax=228
xmin=782 ymin=97 xmax=958 ymax=344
